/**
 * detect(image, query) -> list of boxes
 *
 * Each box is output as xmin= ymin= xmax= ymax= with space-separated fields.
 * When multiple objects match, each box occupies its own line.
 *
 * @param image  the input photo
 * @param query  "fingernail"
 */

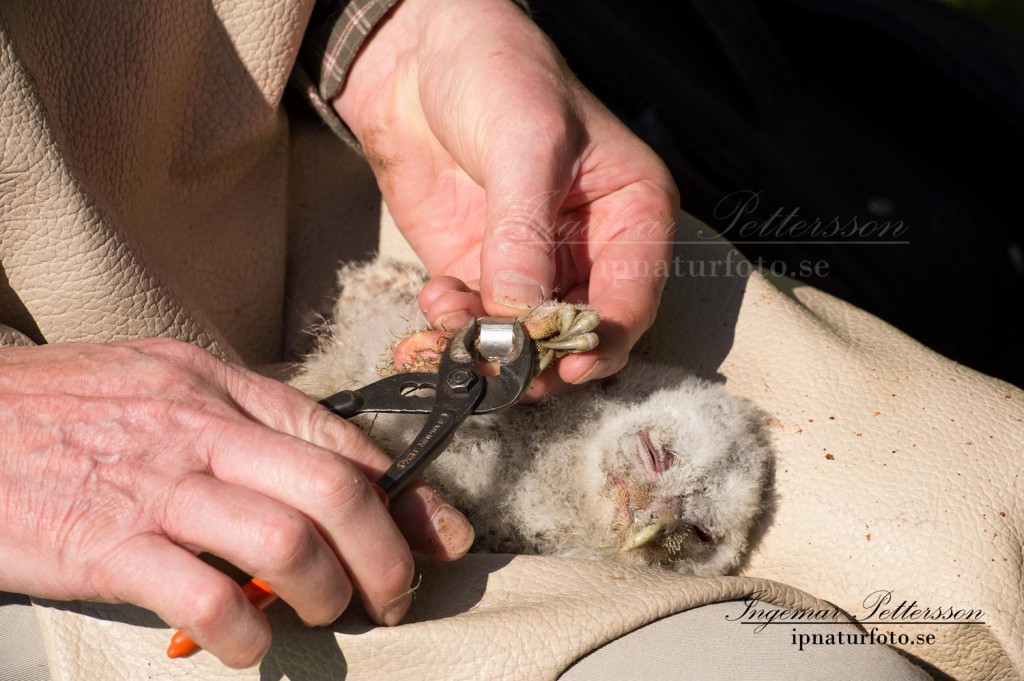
xmin=571 ymin=358 xmax=609 ymax=385
xmin=434 ymin=311 xmax=469 ymax=331
xmin=492 ymin=272 xmax=546 ymax=310
xmin=382 ymin=591 xmax=413 ymax=627
xmin=430 ymin=505 xmax=475 ymax=555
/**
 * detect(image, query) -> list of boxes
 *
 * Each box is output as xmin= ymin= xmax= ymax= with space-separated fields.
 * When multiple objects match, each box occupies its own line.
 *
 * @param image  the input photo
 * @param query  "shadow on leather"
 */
xmin=258 ymin=600 xmax=350 ymax=681
xmin=632 ymin=215 xmax=748 ymax=384
xmin=0 ymin=266 xmax=45 ymax=344
xmin=257 ymin=554 xmax=513 ymax=681
xmin=30 ymin=599 xmax=167 ymax=630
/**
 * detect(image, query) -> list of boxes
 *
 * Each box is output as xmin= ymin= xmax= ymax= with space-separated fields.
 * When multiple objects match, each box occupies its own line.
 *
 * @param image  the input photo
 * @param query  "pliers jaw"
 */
xmin=319 ymin=317 xmax=534 ymax=502
xmin=453 ymin=317 xmax=532 ymax=413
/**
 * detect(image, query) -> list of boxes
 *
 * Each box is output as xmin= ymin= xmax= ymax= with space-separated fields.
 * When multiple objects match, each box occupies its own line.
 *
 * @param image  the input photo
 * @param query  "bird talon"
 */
xmin=536 ymin=348 xmax=556 ymax=374
xmin=521 ymin=302 xmax=600 ymax=374
xmin=538 ymin=332 xmax=599 ymax=352
xmin=549 ymin=311 xmax=600 ymax=343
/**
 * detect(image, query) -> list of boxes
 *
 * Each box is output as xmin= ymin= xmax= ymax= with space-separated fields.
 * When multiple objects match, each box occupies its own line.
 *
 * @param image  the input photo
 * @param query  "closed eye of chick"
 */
xmin=289 ymin=258 xmax=773 ymax=576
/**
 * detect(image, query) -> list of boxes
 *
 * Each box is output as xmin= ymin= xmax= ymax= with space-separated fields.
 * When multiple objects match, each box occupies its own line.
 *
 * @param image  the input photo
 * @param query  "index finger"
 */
xmin=192 ymin=414 xmax=412 ymax=627
xmin=556 ymin=211 xmax=676 ymax=386
xmin=221 ymin=363 xmax=475 ymax=562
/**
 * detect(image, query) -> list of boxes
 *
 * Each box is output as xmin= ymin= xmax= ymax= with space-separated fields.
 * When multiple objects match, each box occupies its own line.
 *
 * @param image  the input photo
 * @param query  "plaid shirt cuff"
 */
xmin=297 ymin=0 xmax=530 ymax=150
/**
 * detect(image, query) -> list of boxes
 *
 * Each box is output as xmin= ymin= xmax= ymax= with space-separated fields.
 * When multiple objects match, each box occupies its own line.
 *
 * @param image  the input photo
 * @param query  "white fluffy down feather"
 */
xmin=290 ymin=258 xmax=773 ymax=576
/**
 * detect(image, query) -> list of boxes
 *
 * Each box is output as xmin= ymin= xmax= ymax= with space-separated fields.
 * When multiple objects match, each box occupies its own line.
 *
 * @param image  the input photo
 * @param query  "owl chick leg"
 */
xmin=391 ymin=301 xmax=599 ymax=375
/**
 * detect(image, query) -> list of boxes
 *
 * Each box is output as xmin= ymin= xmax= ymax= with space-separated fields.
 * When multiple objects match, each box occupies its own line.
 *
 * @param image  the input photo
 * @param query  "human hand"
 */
xmin=334 ymin=0 xmax=679 ymax=397
xmin=0 ymin=339 xmax=472 ymax=667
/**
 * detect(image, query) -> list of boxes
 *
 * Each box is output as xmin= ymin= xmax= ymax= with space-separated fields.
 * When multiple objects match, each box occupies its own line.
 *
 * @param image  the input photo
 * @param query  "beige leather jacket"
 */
xmin=2 ymin=2 xmax=1021 ymax=679
xmin=0 ymin=0 xmax=317 ymax=364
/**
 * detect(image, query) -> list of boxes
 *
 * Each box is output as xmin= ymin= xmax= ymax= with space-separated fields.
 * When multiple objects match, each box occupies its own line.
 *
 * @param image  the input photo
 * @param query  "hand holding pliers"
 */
xmin=167 ymin=317 xmax=532 ymax=658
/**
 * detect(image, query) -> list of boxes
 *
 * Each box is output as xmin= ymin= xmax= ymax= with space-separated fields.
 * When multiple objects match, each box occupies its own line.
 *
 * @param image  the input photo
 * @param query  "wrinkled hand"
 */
xmin=335 ymin=0 xmax=679 ymax=396
xmin=0 ymin=339 xmax=472 ymax=667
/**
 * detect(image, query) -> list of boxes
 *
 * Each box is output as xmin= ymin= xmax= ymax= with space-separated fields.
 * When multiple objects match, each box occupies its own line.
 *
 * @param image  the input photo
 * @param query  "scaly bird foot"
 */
xmin=392 ymin=302 xmax=600 ymax=375
xmin=519 ymin=301 xmax=600 ymax=374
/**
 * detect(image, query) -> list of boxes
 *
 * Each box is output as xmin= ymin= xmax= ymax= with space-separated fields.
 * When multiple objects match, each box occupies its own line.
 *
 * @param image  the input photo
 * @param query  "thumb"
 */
xmin=478 ymin=119 xmax=580 ymax=315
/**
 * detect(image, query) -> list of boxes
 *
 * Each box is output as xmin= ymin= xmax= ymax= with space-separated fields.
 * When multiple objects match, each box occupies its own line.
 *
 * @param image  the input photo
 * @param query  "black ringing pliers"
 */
xmin=318 ymin=317 xmax=533 ymax=503
xmin=168 ymin=318 xmax=534 ymax=658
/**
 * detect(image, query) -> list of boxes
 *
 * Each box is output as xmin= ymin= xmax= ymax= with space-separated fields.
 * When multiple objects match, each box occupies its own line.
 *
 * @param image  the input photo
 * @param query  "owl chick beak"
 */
xmin=620 ymin=500 xmax=677 ymax=552
xmin=621 ymin=514 xmax=667 ymax=551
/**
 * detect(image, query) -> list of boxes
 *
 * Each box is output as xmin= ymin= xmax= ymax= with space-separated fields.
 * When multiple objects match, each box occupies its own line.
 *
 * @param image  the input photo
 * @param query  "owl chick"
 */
xmin=290 ymin=258 xmax=772 ymax=576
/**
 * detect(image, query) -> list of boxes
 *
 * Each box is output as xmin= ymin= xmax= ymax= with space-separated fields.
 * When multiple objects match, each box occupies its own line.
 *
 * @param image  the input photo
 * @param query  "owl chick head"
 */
xmin=586 ymin=373 xmax=771 ymax=576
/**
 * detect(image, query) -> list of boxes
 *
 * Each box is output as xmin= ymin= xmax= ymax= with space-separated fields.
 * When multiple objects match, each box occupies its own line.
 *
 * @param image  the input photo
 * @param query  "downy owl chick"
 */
xmin=290 ymin=258 xmax=772 ymax=576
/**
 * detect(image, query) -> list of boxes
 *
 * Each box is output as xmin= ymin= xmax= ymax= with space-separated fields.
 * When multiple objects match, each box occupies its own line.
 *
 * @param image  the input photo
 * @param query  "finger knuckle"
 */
xmin=164 ymin=398 xmax=236 ymax=436
xmin=140 ymin=337 xmax=202 ymax=361
xmin=376 ymin=549 xmax=416 ymax=597
xmin=303 ymin=579 xmax=354 ymax=627
xmin=143 ymin=338 xmax=221 ymax=376
xmin=125 ymin=345 xmax=226 ymax=403
xmin=509 ymin=108 xmax=576 ymax=154
xmin=180 ymin=579 xmax=237 ymax=634
xmin=306 ymin=463 xmax=370 ymax=515
xmin=492 ymin=212 xmax=554 ymax=251
xmin=259 ymin=512 xmax=318 ymax=574
xmin=306 ymin=408 xmax=360 ymax=454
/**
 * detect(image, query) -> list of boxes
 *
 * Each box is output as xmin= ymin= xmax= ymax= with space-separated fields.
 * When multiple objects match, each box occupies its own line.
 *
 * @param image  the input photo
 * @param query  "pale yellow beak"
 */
xmin=620 ymin=517 xmax=667 ymax=552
